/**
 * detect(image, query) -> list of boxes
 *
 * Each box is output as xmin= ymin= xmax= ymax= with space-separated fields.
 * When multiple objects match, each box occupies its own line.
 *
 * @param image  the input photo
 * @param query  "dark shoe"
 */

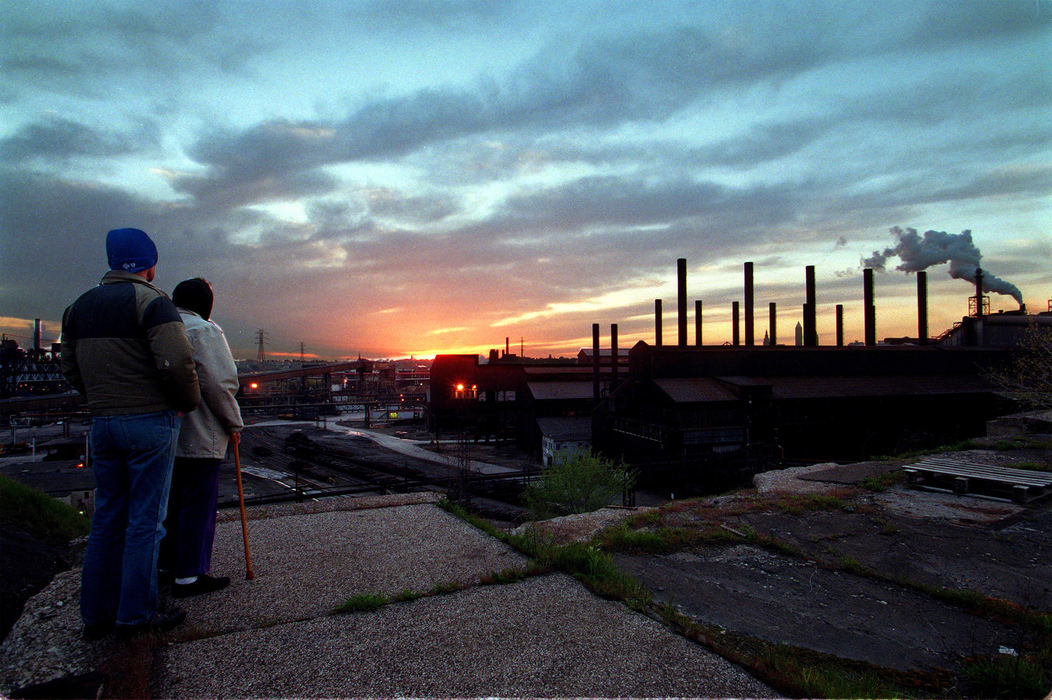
xmin=172 ymin=574 xmax=230 ymax=598
xmin=82 ymin=621 xmax=115 ymax=641
xmin=158 ymin=569 xmax=174 ymax=585
xmin=115 ymin=606 xmax=186 ymax=638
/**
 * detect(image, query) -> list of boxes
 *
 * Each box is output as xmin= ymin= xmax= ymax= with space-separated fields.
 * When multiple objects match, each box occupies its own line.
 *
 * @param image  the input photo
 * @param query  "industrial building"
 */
xmin=430 ymin=258 xmax=1049 ymax=493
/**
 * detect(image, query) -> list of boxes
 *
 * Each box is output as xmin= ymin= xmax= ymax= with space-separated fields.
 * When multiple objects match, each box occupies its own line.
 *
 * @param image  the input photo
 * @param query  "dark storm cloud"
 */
xmin=170 ymin=0 xmax=1051 ymax=212
xmin=0 ymin=3 xmax=264 ymax=99
xmin=364 ymin=189 xmax=461 ymax=224
xmin=355 ymin=0 xmax=517 ymax=30
xmin=910 ymin=1 xmax=1052 ymax=44
xmin=924 ymin=165 xmax=1052 ymax=204
xmin=0 ymin=116 xmax=160 ymax=161
xmin=170 ymin=16 xmax=855 ymax=204
xmin=0 ymin=170 xmax=157 ymax=306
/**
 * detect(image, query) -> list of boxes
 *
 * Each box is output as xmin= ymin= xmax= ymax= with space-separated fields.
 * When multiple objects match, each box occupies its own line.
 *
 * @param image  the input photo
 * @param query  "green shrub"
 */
xmin=0 ymin=474 xmax=89 ymax=543
xmin=522 ymin=448 xmax=635 ymax=519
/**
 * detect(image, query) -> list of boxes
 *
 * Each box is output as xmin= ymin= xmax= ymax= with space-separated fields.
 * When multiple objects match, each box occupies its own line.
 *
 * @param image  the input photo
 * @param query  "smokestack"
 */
xmin=974 ymin=267 xmax=985 ymax=318
xmin=592 ymin=323 xmax=600 ymax=401
xmin=917 ymin=271 xmax=928 ymax=344
xmin=654 ymin=299 xmax=663 ymax=346
xmin=864 ymin=268 xmax=876 ymax=346
xmin=732 ymin=302 xmax=740 ymax=346
xmin=744 ymin=262 xmax=755 ymax=346
xmin=677 ymin=258 xmax=688 ymax=347
xmin=804 ymin=266 xmax=817 ymax=346
xmin=836 ymin=304 xmax=844 ymax=346
xmin=610 ymin=323 xmax=619 ymax=389
xmin=695 ymin=300 xmax=703 ymax=346
xmin=34 ymin=319 xmax=41 ymax=353
xmin=505 ymin=337 xmax=509 ymax=357
xmin=769 ymin=303 xmax=777 ymax=346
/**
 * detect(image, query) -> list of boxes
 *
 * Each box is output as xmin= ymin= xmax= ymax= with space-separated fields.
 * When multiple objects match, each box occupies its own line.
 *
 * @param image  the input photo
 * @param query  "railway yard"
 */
xmin=221 ymin=420 xmax=538 ymax=523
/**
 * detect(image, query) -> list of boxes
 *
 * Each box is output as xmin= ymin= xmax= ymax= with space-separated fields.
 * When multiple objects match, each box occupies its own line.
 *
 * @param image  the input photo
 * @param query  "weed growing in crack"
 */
xmin=334 ymin=592 xmax=388 ymax=613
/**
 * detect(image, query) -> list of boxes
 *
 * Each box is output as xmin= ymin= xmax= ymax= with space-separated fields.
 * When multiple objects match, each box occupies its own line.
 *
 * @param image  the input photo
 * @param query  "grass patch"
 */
xmin=859 ymin=470 xmax=907 ymax=492
xmin=597 ymin=523 xmax=698 ymax=553
xmin=334 ymin=592 xmax=388 ymax=613
xmin=1007 ymin=462 xmax=1051 ymax=472
xmin=428 ymin=581 xmax=465 ymax=596
xmin=837 ymin=555 xmax=871 ymax=577
xmin=480 ymin=567 xmax=529 ymax=585
xmin=392 ymin=589 xmax=422 ymax=603
xmin=0 ymin=474 xmax=89 ymax=543
xmin=757 ymin=643 xmax=903 ymax=698
xmin=773 ymin=493 xmax=851 ymax=515
xmin=962 ymin=653 xmax=1050 ymax=699
xmin=440 ymin=500 xmax=652 ymax=609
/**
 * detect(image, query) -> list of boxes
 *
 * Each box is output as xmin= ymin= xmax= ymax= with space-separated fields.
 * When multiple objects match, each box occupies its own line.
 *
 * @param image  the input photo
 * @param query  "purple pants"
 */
xmin=160 ymin=457 xmax=221 ymax=579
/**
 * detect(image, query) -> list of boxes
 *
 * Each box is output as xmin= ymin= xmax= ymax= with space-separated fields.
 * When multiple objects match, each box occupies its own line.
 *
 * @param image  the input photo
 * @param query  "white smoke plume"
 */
xmin=862 ymin=227 xmax=1023 ymax=304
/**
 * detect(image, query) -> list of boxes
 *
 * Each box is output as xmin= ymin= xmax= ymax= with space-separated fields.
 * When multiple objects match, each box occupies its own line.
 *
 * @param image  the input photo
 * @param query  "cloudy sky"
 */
xmin=2 ymin=1 xmax=1050 ymax=360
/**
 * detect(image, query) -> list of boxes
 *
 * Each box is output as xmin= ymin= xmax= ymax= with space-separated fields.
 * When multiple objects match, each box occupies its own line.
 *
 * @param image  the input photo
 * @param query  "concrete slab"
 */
xmin=3 ymin=494 xmax=774 ymax=698
xmin=172 ymin=499 xmax=529 ymax=639
xmin=155 ymin=573 xmax=773 ymax=698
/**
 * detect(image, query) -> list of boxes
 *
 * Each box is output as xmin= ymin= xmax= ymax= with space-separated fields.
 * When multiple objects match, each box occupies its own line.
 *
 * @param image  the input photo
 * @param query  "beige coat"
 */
xmin=176 ymin=310 xmax=243 ymax=459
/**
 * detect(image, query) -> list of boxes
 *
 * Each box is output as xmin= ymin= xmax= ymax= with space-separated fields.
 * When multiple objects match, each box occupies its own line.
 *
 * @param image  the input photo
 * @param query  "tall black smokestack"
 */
xmin=592 ymin=323 xmax=600 ymax=401
xmin=677 ymin=258 xmax=687 ymax=347
xmin=695 ymin=300 xmax=702 ymax=346
xmin=836 ymin=304 xmax=844 ymax=347
xmin=974 ymin=267 xmax=985 ymax=318
xmin=769 ymin=302 xmax=777 ymax=346
xmin=917 ymin=271 xmax=928 ymax=344
xmin=732 ymin=301 xmax=740 ymax=346
xmin=655 ymin=299 xmax=663 ymax=346
xmin=34 ymin=319 xmax=41 ymax=353
xmin=864 ymin=268 xmax=876 ymax=346
xmin=804 ymin=266 xmax=817 ymax=346
xmin=610 ymin=323 xmax=618 ymax=389
xmin=744 ymin=262 xmax=755 ymax=346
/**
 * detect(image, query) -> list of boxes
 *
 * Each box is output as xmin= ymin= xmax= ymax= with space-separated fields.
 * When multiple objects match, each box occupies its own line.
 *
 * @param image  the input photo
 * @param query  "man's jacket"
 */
xmin=176 ymin=309 xmax=244 ymax=459
xmin=61 ymin=270 xmax=201 ymax=415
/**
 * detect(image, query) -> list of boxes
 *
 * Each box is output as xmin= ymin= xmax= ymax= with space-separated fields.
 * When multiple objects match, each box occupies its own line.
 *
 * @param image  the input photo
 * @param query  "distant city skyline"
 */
xmin=2 ymin=1 xmax=1050 ymax=359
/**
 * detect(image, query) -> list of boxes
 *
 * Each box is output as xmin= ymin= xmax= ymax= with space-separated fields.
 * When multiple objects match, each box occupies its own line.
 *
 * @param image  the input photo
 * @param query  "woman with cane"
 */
xmin=160 ymin=278 xmax=244 ymax=597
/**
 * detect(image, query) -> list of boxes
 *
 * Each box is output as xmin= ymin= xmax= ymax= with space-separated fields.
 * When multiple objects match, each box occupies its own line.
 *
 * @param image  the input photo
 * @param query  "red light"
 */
xmin=250 ymin=382 xmax=259 ymax=390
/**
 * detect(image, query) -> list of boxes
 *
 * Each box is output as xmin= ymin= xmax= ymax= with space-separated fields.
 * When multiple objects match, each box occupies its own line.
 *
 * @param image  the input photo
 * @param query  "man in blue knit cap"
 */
xmin=61 ymin=227 xmax=201 ymax=639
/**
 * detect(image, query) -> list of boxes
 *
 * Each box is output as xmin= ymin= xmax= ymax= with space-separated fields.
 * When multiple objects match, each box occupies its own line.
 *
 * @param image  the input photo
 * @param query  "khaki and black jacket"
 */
xmin=61 ymin=270 xmax=201 ymax=415
xmin=176 ymin=309 xmax=243 ymax=459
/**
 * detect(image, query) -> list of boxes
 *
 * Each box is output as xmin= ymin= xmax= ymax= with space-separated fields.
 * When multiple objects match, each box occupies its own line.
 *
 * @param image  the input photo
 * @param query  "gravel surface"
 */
xmin=4 ymin=493 xmax=772 ymax=698
xmin=155 ymin=573 xmax=774 ymax=698
xmin=172 ymin=500 xmax=529 ymax=640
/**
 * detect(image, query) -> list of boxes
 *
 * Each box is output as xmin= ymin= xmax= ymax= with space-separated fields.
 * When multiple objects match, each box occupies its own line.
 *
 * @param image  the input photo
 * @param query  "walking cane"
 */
xmin=232 ymin=433 xmax=255 ymax=580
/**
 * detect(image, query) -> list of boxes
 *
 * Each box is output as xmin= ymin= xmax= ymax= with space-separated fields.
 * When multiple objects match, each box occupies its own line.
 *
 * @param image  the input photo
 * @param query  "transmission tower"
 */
xmin=256 ymin=329 xmax=267 ymax=362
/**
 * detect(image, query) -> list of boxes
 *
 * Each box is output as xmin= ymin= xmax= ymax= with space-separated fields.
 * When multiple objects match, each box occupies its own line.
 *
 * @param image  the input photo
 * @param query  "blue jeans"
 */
xmin=81 ymin=411 xmax=180 ymax=627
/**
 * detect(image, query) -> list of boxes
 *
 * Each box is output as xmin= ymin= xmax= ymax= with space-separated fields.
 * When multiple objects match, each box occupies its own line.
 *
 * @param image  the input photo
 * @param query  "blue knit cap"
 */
xmin=106 ymin=228 xmax=158 ymax=272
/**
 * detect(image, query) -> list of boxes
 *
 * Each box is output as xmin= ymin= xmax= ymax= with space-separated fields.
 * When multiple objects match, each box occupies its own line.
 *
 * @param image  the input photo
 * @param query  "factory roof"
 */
xmin=526 ymin=381 xmax=595 ymax=401
xmin=653 ymin=377 xmax=739 ymax=403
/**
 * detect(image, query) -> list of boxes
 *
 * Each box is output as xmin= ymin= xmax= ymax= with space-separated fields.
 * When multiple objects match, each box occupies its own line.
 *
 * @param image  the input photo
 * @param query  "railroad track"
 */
xmin=238 ymin=425 xmax=534 ymax=500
